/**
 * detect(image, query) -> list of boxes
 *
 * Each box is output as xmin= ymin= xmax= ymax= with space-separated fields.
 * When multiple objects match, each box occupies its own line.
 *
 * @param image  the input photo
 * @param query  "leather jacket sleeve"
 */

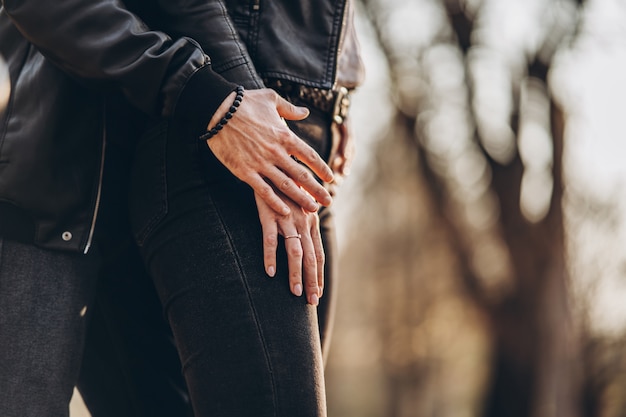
xmin=1 ymin=0 xmax=237 ymax=121
xmin=129 ymin=0 xmax=264 ymax=89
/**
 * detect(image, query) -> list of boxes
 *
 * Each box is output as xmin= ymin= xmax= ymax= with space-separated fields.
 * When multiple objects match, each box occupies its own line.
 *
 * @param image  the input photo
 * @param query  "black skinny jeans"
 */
xmin=126 ymin=105 xmax=337 ymax=417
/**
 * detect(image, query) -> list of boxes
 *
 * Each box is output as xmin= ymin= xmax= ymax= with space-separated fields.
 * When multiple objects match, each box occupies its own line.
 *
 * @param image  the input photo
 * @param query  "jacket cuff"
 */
xmin=172 ymin=64 xmax=239 ymax=139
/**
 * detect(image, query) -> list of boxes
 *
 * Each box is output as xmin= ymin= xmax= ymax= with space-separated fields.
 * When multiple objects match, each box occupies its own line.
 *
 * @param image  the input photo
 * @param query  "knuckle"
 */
xmin=264 ymin=142 xmax=281 ymax=160
xmin=279 ymin=178 xmax=292 ymax=192
xmin=297 ymin=169 xmax=310 ymax=184
xmin=317 ymin=251 xmax=326 ymax=266
xmin=288 ymin=245 xmax=303 ymax=258
xmin=307 ymin=147 xmax=319 ymax=163
xmin=269 ymin=127 xmax=285 ymax=145
xmin=267 ymin=88 xmax=283 ymax=105
xmin=264 ymin=234 xmax=278 ymax=248
xmin=276 ymin=128 xmax=292 ymax=143
xmin=267 ymin=88 xmax=279 ymax=101
xmin=304 ymin=254 xmax=317 ymax=268
xmin=258 ymin=184 xmax=273 ymax=198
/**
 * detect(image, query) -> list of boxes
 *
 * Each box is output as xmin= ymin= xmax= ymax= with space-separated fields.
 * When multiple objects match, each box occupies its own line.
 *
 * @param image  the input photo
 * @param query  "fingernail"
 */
xmin=282 ymin=206 xmax=291 ymax=216
xmin=322 ymin=195 xmax=333 ymax=206
xmin=267 ymin=266 xmax=275 ymax=277
xmin=294 ymin=284 xmax=303 ymax=297
xmin=310 ymin=294 xmax=319 ymax=306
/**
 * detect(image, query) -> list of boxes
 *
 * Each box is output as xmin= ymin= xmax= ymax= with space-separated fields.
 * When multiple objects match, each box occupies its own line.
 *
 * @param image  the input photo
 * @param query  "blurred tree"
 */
xmin=334 ymin=0 xmax=593 ymax=416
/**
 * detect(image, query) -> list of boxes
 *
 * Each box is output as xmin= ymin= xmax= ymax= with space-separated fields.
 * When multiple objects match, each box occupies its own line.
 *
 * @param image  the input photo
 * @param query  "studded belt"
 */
xmin=264 ymin=79 xmax=351 ymax=125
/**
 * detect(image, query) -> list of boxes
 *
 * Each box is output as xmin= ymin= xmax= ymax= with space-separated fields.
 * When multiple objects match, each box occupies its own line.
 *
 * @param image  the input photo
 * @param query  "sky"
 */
xmin=554 ymin=0 xmax=626 ymax=335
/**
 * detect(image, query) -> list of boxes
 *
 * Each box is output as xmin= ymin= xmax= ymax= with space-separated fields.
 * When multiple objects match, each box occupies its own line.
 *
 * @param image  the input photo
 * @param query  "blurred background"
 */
xmin=326 ymin=0 xmax=626 ymax=416
xmin=65 ymin=0 xmax=626 ymax=416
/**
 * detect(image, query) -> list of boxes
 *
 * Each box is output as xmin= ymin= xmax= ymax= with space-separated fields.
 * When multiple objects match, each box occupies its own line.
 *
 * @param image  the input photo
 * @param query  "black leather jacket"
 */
xmin=0 ymin=0 xmax=348 ymax=253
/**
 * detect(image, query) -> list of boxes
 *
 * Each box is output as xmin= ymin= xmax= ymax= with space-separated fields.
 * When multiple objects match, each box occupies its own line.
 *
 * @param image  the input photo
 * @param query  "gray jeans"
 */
xmin=0 ymin=238 xmax=99 ymax=417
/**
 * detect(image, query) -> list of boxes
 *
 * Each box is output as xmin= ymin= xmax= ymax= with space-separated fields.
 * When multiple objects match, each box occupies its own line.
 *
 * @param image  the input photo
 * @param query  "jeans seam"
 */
xmin=207 ymin=192 xmax=279 ymax=417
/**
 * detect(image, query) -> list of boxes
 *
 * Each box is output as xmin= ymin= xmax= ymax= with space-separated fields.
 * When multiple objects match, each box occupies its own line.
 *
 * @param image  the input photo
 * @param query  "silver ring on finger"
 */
xmin=284 ymin=234 xmax=302 ymax=240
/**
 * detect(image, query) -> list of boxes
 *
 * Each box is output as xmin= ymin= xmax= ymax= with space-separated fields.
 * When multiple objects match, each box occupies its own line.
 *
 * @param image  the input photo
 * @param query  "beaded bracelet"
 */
xmin=200 ymin=85 xmax=245 ymax=141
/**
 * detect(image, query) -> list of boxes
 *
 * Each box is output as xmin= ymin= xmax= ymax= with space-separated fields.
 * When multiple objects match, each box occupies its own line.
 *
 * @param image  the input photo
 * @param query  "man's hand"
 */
xmin=254 ymin=190 xmax=324 ymax=306
xmin=206 ymin=88 xmax=334 ymax=216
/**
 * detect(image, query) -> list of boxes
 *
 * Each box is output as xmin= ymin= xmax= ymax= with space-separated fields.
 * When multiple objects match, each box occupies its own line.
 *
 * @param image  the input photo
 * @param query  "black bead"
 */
xmin=199 ymin=85 xmax=244 ymax=141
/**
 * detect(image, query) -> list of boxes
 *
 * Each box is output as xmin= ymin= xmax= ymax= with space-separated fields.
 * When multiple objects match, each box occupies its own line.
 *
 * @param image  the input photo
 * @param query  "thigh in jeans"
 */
xmin=78 ymin=137 xmax=192 ymax=417
xmin=0 ymin=238 xmax=99 ymax=417
xmin=130 ymin=123 xmax=327 ymax=417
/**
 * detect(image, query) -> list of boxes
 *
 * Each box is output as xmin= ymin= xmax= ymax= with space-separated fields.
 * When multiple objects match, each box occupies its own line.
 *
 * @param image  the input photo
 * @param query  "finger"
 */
xmin=341 ymin=156 xmax=353 ymax=176
xmin=265 ymin=166 xmax=319 ymax=213
xmin=310 ymin=221 xmax=325 ymax=300
xmin=284 ymin=233 xmax=304 ymax=298
xmin=248 ymin=175 xmax=291 ymax=216
xmin=330 ymin=155 xmax=344 ymax=175
xmin=300 ymin=231 xmax=320 ymax=306
xmin=289 ymin=139 xmax=335 ymax=185
xmin=338 ymin=122 xmax=355 ymax=176
xmin=343 ymin=143 xmax=356 ymax=177
xmin=277 ymin=160 xmax=332 ymax=209
xmin=334 ymin=155 xmax=349 ymax=178
xmin=338 ymin=122 xmax=350 ymax=154
xmin=258 ymin=213 xmax=279 ymax=278
xmin=275 ymin=95 xmax=310 ymax=121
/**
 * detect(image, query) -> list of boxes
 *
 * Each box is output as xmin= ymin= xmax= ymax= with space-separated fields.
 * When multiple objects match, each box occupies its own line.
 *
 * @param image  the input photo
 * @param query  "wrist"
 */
xmin=172 ymin=65 xmax=238 ymax=138
xmin=201 ymin=85 xmax=244 ymax=140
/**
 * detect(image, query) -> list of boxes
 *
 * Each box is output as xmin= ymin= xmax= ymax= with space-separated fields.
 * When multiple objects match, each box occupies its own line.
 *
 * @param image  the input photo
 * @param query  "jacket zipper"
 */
xmin=83 ymin=108 xmax=107 ymax=254
xmin=252 ymin=0 xmax=260 ymax=11
xmin=332 ymin=0 xmax=349 ymax=90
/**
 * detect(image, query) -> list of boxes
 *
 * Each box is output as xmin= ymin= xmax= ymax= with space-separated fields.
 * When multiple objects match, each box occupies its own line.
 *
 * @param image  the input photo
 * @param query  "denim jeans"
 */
xmin=0 ymin=238 xmax=100 ymax=417
xmin=0 ymin=129 xmax=142 ymax=417
xmin=79 ymin=214 xmax=337 ymax=417
xmin=77 ymin=133 xmax=194 ymax=417
xmin=79 ymin=217 xmax=336 ymax=417
xmin=123 ymin=104 xmax=336 ymax=417
xmin=0 ymin=102 xmax=337 ymax=417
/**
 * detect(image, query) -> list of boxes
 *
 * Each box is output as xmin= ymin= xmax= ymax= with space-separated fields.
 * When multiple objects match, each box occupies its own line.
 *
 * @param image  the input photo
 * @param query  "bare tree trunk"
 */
xmin=357 ymin=0 xmax=585 ymax=415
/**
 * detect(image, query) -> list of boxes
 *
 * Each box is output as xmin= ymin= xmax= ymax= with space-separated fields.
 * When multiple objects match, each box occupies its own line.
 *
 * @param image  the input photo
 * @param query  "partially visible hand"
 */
xmin=329 ymin=118 xmax=355 ymax=178
xmin=254 ymin=190 xmax=324 ymax=306
xmin=207 ymin=88 xmax=334 ymax=216
xmin=328 ymin=117 xmax=356 ymax=195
